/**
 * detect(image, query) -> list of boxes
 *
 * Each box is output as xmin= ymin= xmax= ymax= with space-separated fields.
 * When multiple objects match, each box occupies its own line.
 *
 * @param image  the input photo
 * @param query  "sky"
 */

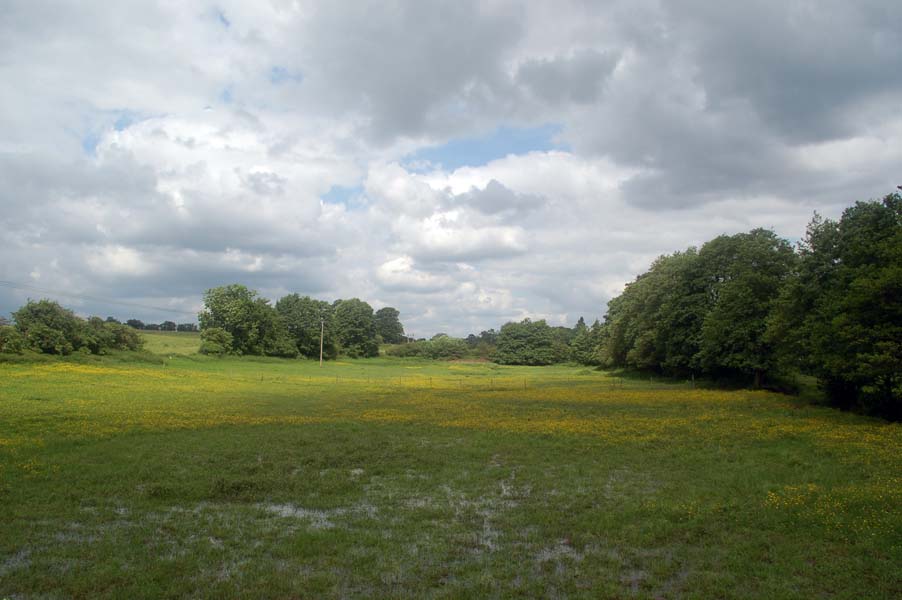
xmin=1 ymin=1 xmax=901 ymax=337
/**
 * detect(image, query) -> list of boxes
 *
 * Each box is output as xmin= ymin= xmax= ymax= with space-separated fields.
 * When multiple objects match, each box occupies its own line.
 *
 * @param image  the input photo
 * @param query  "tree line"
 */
xmin=386 ymin=318 xmax=602 ymax=365
xmin=387 ymin=193 xmax=899 ymax=419
xmin=592 ymin=193 xmax=900 ymax=420
xmin=196 ymin=284 xmax=405 ymax=359
xmin=124 ymin=319 xmax=198 ymax=332
xmin=0 ymin=287 xmax=405 ymax=361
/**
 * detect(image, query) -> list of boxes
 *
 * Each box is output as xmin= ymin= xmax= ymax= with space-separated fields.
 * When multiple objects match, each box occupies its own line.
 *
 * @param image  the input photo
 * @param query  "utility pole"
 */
xmin=319 ymin=317 xmax=324 ymax=367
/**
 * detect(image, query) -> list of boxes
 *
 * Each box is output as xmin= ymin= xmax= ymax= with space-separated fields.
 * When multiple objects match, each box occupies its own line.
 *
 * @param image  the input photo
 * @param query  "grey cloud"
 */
xmin=0 ymin=157 xmax=340 ymax=257
xmin=406 ymin=217 xmax=529 ymax=263
xmin=516 ymin=49 xmax=619 ymax=105
xmin=411 ymin=239 xmax=528 ymax=264
xmin=0 ymin=236 xmax=336 ymax=320
xmin=297 ymin=0 xmax=524 ymax=141
xmin=241 ymin=171 xmax=287 ymax=196
xmin=375 ymin=257 xmax=460 ymax=294
xmin=452 ymin=179 xmax=545 ymax=216
xmin=666 ymin=0 xmax=902 ymax=143
xmin=560 ymin=0 xmax=902 ymax=209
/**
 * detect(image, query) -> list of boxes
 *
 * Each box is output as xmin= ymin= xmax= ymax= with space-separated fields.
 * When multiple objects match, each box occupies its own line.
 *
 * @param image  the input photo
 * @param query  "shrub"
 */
xmin=386 ymin=336 xmax=469 ymax=360
xmin=199 ymin=327 xmax=233 ymax=356
xmin=386 ymin=342 xmax=425 ymax=358
xmin=83 ymin=317 xmax=116 ymax=354
xmin=25 ymin=322 xmax=73 ymax=355
xmin=264 ymin=334 xmax=300 ymax=358
xmin=13 ymin=299 xmax=84 ymax=353
xmin=105 ymin=322 xmax=144 ymax=351
xmin=0 ymin=325 xmax=25 ymax=354
xmin=424 ymin=335 xmax=468 ymax=360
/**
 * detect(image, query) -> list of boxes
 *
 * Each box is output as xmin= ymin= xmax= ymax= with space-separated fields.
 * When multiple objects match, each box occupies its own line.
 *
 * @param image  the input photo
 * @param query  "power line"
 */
xmin=0 ymin=280 xmax=198 ymax=317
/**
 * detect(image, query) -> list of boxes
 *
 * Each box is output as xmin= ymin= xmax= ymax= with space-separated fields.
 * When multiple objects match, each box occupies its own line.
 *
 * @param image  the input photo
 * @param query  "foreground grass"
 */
xmin=0 ymin=354 xmax=899 ymax=598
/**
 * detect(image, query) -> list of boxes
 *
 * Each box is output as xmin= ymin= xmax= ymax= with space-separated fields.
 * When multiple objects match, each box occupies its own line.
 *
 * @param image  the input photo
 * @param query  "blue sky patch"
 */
xmin=113 ymin=110 xmax=142 ymax=131
xmin=270 ymin=66 xmax=303 ymax=85
xmin=322 ymin=185 xmax=365 ymax=207
xmin=79 ymin=109 xmax=152 ymax=155
xmin=81 ymin=130 xmax=102 ymax=155
xmin=404 ymin=123 xmax=568 ymax=172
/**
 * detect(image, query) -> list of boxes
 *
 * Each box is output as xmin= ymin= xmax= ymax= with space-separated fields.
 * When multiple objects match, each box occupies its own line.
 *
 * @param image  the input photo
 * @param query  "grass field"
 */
xmin=0 ymin=342 xmax=899 ymax=598
xmin=139 ymin=330 xmax=201 ymax=356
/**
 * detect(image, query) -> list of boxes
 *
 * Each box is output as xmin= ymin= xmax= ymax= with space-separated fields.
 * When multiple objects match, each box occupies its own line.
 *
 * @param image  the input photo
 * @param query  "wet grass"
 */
xmin=0 ymin=353 xmax=899 ymax=598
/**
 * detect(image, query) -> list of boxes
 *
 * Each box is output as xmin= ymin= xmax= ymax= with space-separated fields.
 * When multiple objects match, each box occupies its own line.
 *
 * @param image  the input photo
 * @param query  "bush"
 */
xmin=83 ymin=316 xmax=116 ymax=354
xmin=386 ymin=335 xmax=469 ymax=360
xmin=264 ymin=333 xmax=300 ymax=358
xmin=105 ymin=322 xmax=144 ymax=351
xmin=14 ymin=299 xmax=84 ymax=353
xmin=386 ymin=342 xmax=424 ymax=358
xmin=424 ymin=335 xmax=468 ymax=360
xmin=25 ymin=322 xmax=73 ymax=355
xmin=0 ymin=325 xmax=25 ymax=354
xmin=199 ymin=327 xmax=233 ymax=356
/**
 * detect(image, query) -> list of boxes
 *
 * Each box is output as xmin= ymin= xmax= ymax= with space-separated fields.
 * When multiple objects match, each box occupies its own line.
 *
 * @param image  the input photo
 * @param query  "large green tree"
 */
xmin=495 ymin=319 xmax=558 ymax=365
xmin=374 ymin=307 xmax=405 ymax=344
xmin=597 ymin=250 xmax=705 ymax=374
xmin=770 ymin=194 xmax=901 ymax=419
xmin=597 ymin=230 xmax=794 ymax=385
xmin=571 ymin=317 xmax=604 ymax=365
xmin=198 ymin=284 xmax=296 ymax=357
xmin=275 ymin=294 xmax=338 ymax=359
xmin=331 ymin=298 xmax=379 ymax=358
xmin=696 ymin=229 xmax=796 ymax=386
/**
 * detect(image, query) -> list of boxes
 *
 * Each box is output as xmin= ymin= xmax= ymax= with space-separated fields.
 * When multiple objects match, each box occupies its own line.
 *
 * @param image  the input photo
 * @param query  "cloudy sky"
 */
xmin=2 ymin=1 xmax=900 ymax=336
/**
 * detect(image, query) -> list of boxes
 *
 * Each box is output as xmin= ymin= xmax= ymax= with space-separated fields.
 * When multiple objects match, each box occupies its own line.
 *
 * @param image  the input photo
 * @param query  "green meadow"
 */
xmin=139 ymin=330 xmax=203 ymax=356
xmin=0 ymin=334 xmax=899 ymax=598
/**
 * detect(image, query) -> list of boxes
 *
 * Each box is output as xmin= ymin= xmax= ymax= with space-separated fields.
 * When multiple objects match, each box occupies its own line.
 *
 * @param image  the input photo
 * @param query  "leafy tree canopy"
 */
xmin=275 ymin=294 xmax=337 ymax=360
xmin=495 ymin=319 xmax=558 ymax=365
xmin=769 ymin=194 xmax=901 ymax=418
xmin=199 ymin=284 xmax=296 ymax=357
xmin=374 ymin=307 xmax=405 ymax=344
xmin=331 ymin=298 xmax=379 ymax=358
